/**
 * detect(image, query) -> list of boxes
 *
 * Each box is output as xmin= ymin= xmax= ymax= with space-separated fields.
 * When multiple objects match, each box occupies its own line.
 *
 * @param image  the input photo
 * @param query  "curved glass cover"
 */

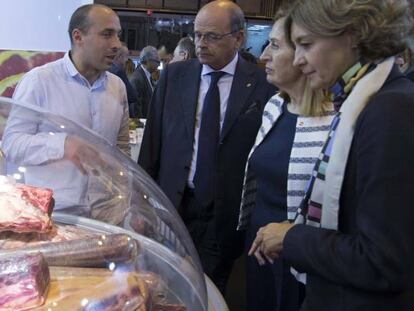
xmin=0 ymin=96 xmax=208 ymax=311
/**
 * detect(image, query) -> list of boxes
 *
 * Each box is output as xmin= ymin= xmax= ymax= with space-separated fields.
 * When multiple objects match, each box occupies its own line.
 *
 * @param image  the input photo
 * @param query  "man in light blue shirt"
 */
xmin=2 ymin=4 xmax=130 ymax=214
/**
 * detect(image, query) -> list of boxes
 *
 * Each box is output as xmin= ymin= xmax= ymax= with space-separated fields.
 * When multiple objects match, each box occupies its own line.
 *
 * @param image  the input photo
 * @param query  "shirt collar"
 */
xmin=201 ymin=53 xmax=239 ymax=77
xmin=64 ymin=52 xmax=107 ymax=88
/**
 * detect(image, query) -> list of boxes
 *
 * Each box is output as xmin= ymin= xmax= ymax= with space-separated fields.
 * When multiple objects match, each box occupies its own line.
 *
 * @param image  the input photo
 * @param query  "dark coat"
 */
xmin=284 ymin=67 xmax=414 ymax=311
xmin=129 ymin=65 xmax=153 ymax=118
xmin=138 ymin=57 xmax=276 ymax=259
xmin=109 ymin=64 xmax=138 ymax=118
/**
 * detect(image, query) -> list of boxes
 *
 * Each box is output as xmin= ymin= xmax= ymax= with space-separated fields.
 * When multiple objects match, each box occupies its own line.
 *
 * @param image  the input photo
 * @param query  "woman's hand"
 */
xmin=248 ymin=222 xmax=294 ymax=265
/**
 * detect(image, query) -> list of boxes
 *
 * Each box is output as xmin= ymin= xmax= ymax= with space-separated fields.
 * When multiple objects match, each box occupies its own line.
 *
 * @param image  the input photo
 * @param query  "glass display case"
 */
xmin=0 ymin=96 xmax=227 ymax=311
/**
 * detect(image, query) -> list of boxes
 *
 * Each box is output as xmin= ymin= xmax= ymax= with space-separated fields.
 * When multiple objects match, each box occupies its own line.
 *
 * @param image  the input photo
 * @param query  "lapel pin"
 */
xmin=246 ymin=83 xmax=252 ymax=87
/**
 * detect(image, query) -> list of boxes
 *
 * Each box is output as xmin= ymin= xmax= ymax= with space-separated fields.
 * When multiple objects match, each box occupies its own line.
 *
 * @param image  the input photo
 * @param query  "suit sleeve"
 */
xmin=283 ymin=90 xmax=414 ymax=292
xmin=137 ymin=65 xmax=169 ymax=180
xmin=128 ymin=72 xmax=144 ymax=118
xmin=118 ymin=69 xmax=138 ymax=107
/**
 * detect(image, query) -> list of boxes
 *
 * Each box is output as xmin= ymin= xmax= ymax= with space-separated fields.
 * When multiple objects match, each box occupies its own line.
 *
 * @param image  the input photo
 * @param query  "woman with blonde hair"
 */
xmin=250 ymin=0 xmax=414 ymax=310
xmin=237 ymin=8 xmax=334 ymax=310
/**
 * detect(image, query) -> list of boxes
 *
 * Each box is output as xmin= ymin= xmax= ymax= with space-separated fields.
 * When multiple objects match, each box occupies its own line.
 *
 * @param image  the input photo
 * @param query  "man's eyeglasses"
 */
xmin=194 ymin=31 xmax=238 ymax=43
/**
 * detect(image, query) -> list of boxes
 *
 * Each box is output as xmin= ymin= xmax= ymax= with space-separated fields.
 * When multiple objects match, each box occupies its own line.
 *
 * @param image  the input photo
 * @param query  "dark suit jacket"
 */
xmin=129 ymin=65 xmax=153 ymax=118
xmin=109 ymin=64 xmax=138 ymax=117
xmin=138 ymin=57 xmax=276 ymax=259
xmin=405 ymin=65 xmax=414 ymax=82
xmin=284 ymin=67 xmax=414 ymax=311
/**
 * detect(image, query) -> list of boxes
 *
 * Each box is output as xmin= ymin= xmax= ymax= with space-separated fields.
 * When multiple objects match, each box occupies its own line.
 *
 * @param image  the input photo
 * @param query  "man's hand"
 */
xmin=248 ymin=222 xmax=294 ymax=265
xmin=63 ymin=136 xmax=105 ymax=175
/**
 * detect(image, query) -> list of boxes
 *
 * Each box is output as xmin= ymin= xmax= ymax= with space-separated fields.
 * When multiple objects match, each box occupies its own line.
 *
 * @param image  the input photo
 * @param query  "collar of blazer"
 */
xmin=178 ymin=57 xmax=258 ymax=142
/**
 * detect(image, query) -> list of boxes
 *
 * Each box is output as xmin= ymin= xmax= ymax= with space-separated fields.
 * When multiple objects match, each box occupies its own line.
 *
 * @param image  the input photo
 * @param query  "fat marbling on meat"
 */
xmin=0 ymin=176 xmax=53 ymax=233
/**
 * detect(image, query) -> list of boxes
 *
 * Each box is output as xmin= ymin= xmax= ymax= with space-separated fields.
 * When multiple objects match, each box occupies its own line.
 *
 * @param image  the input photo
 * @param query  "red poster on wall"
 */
xmin=0 ymin=50 xmax=64 ymax=98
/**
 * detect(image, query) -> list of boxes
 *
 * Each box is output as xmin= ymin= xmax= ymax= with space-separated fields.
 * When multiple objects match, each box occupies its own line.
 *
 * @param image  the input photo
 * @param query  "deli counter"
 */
xmin=0 ymin=96 xmax=228 ymax=311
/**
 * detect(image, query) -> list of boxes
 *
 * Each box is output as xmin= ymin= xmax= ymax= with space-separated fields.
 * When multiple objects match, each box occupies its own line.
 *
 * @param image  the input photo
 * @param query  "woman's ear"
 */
xmin=344 ymin=30 xmax=358 ymax=49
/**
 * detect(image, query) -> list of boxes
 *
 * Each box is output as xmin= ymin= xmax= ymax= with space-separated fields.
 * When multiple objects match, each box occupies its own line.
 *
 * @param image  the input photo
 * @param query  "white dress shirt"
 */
xmin=187 ymin=53 xmax=239 ymax=187
xmin=2 ymin=52 xmax=130 ymax=212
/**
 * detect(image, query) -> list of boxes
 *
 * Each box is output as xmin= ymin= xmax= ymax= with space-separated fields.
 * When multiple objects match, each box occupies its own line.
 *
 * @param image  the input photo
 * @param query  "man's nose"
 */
xmin=112 ymin=35 xmax=121 ymax=50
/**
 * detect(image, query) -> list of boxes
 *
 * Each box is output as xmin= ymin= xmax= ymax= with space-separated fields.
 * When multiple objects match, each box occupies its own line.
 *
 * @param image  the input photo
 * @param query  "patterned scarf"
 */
xmin=295 ymin=60 xmax=375 ymax=227
xmin=291 ymin=58 xmax=395 ymax=284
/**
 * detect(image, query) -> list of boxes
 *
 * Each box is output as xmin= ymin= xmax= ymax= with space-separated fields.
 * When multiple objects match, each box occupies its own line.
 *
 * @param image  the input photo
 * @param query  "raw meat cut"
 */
xmin=0 ymin=234 xmax=139 ymax=268
xmin=0 ymin=224 xmax=96 ymax=249
xmin=0 ymin=177 xmax=53 ymax=233
xmin=0 ymin=252 xmax=50 ymax=310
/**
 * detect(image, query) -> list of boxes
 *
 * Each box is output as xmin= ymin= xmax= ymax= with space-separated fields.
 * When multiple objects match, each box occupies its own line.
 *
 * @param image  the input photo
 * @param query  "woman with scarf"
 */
xmin=249 ymin=0 xmax=414 ymax=310
xmin=237 ymin=9 xmax=334 ymax=311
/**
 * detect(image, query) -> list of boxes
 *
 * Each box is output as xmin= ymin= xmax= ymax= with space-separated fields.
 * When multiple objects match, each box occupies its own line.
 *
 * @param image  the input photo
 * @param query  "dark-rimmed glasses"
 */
xmin=194 ymin=30 xmax=238 ymax=43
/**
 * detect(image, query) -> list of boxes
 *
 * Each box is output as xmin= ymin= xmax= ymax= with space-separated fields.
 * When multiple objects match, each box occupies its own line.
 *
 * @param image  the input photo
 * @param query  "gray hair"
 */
xmin=140 ymin=46 xmax=160 ymax=64
xmin=176 ymin=37 xmax=196 ymax=59
xmin=229 ymin=4 xmax=245 ymax=32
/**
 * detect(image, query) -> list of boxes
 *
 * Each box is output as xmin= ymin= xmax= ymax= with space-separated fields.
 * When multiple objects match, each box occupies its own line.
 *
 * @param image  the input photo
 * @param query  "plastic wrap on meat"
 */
xmin=0 ymin=253 xmax=50 ymax=310
xmin=0 ymin=224 xmax=97 ymax=249
xmin=39 ymin=268 xmax=148 ymax=311
xmin=152 ymin=303 xmax=187 ymax=311
xmin=0 ymin=234 xmax=139 ymax=268
xmin=0 ymin=177 xmax=53 ymax=233
xmin=134 ymin=272 xmax=187 ymax=310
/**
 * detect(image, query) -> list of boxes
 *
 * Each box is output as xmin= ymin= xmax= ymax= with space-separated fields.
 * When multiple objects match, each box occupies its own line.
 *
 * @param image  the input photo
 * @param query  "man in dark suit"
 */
xmin=138 ymin=0 xmax=275 ymax=293
xmin=109 ymin=42 xmax=138 ymax=118
xmin=129 ymin=46 xmax=159 ymax=118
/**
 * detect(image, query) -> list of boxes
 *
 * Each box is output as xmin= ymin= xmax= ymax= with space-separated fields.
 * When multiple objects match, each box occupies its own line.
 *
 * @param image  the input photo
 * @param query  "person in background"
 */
xmin=396 ymin=44 xmax=414 ymax=81
xmin=129 ymin=45 xmax=160 ymax=118
xmin=157 ymin=44 xmax=174 ymax=66
xmin=238 ymin=9 xmax=334 ymax=311
xmin=170 ymin=37 xmax=196 ymax=64
xmin=250 ymin=0 xmax=414 ymax=310
xmin=138 ymin=0 xmax=276 ymax=294
xmin=239 ymin=48 xmax=257 ymax=64
xmin=109 ymin=42 xmax=138 ymax=118
xmin=2 ymin=4 xmax=130 ymax=213
xmin=125 ymin=58 xmax=136 ymax=77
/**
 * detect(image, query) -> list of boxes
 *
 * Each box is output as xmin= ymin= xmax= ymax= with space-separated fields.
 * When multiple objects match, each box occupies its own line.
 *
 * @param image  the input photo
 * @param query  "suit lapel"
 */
xmin=220 ymin=57 xmax=256 ymax=140
xmin=180 ymin=60 xmax=202 ymax=138
xmin=139 ymin=66 xmax=153 ymax=94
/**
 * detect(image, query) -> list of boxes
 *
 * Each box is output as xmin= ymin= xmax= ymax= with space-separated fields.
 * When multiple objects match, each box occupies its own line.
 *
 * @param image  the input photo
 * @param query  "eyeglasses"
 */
xmin=194 ymin=31 xmax=238 ymax=43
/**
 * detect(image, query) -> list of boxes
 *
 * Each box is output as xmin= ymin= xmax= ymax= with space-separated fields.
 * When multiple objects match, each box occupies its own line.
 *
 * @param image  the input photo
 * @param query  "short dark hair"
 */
xmin=68 ymin=4 xmax=95 ymax=45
